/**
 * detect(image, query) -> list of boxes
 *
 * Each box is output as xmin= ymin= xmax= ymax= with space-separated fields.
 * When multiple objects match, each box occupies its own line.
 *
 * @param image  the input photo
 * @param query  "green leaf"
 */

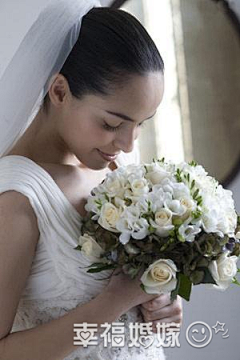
xmin=201 ymin=268 xmax=217 ymax=284
xmin=193 ymin=189 xmax=199 ymax=199
xmin=178 ymin=273 xmax=192 ymax=301
xmin=191 ymin=180 xmax=196 ymax=190
xmin=87 ymin=264 xmax=116 ymax=273
xmin=140 ymin=283 xmax=148 ymax=293
xmin=74 ymin=245 xmax=82 ymax=251
xmin=170 ymin=277 xmax=180 ymax=302
xmin=232 ymin=277 xmax=240 ymax=286
xmin=87 ymin=262 xmax=106 ymax=268
xmin=189 ymin=160 xmax=197 ymax=167
xmin=148 ymin=225 xmax=155 ymax=233
xmin=237 ymin=268 xmax=240 ymax=273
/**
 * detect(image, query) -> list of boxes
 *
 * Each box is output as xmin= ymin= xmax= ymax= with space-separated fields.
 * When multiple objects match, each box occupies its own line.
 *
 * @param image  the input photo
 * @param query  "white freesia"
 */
xmin=149 ymin=187 xmax=171 ymax=212
xmin=217 ymin=208 xmax=237 ymax=236
xmin=98 ymin=202 xmax=121 ymax=232
xmin=141 ymin=259 xmax=178 ymax=294
xmin=201 ymin=208 xmax=220 ymax=235
xmin=164 ymin=199 xmax=186 ymax=217
xmin=178 ymin=220 xmax=202 ymax=242
xmin=85 ymin=193 xmax=108 ymax=215
xmin=114 ymin=196 xmax=126 ymax=209
xmin=78 ymin=233 xmax=104 ymax=259
xmin=116 ymin=206 xmax=149 ymax=244
xmin=179 ymin=162 xmax=208 ymax=178
xmin=208 ymin=252 xmax=238 ymax=290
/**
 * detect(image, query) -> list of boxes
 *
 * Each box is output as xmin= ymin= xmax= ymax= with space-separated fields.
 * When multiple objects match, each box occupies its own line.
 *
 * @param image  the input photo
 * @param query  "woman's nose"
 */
xmin=114 ymin=127 xmax=139 ymax=153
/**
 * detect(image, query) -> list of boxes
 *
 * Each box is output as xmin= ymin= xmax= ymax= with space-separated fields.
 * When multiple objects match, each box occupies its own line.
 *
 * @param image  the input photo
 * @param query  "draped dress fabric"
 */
xmin=0 ymin=153 xmax=165 ymax=360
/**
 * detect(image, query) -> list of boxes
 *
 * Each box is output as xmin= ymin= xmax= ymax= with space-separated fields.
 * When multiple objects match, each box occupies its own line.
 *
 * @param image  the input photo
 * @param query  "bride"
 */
xmin=0 ymin=2 xmax=182 ymax=359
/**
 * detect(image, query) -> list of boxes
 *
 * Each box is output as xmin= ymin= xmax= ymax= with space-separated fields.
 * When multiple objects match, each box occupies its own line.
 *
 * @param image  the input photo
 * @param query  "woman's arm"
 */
xmin=0 ymin=191 xmax=157 ymax=360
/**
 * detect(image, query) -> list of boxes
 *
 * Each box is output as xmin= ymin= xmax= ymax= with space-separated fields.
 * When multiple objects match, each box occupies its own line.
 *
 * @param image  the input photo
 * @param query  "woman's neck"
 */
xmin=6 ymin=108 xmax=118 ymax=171
xmin=7 ymin=108 xmax=78 ymax=166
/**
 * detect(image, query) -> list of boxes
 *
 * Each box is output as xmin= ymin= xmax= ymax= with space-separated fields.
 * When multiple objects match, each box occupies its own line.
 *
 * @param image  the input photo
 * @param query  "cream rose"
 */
xmin=140 ymin=259 xmax=178 ymax=294
xmin=145 ymin=165 xmax=171 ymax=185
xmin=155 ymin=209 xmax=172 ymax=226
xmin=98 ymin=202 xmax=120 ymax=231
xmin=149 ymin=209 xmax=174 ymax=237
xmin=130 ymin=178 xmax=149 ymax=196
xmin=78 ymin=233 xmax=103 ymax=258
xmin=209 ymin=252 xmax=238 ymax=290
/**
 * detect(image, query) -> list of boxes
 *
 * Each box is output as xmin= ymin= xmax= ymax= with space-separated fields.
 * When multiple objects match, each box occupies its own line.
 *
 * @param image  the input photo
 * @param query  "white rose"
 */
xmin=172 ymin=182 xmax=190 ymax=199
xmin=78 ymin=233 xmax=104 ymax=258
xmin=104 ymin=178 xmax=123 ymax=197
xmin=149 ymin=208 xmax=174 ymax=237
xmin=155 ymin=209 xmax=172 ymax=226
xmin=145 ymin=164 xmax=171 ymax=185
xmin=100 ymin=172 xmax=126 ymax=198
xmin=141 ymin=259 xmax=178 ymax=294
xmin=208 ymin=252 xmax=238 ymax=290
xmin=98 ymin=203 xmax=121 ymax=232
xmin=130 ymin=178 xmax=149 ymax=196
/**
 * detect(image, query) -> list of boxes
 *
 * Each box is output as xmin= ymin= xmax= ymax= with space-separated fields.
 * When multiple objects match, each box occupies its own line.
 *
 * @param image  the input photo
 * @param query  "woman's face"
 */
xmin=55 ymin=72 xmax=164 ymax=170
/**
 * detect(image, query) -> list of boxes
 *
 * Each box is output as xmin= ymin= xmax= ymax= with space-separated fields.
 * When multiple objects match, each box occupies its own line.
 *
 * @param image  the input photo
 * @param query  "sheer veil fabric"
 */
xmin=0 ymin=0 xmax=100 ymax=158
xmin=227 ymin=0 xmax=240 ymax=20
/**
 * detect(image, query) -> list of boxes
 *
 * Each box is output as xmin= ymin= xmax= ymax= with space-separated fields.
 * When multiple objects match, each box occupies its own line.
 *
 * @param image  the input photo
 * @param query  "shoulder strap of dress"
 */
xmin=0 ymin=155 xmax=81 ymax=232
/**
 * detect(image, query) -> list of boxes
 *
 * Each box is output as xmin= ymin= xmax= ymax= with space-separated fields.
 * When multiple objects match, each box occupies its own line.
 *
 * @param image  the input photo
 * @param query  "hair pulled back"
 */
xmin=43 ymin=7 xmax=164 ymax=110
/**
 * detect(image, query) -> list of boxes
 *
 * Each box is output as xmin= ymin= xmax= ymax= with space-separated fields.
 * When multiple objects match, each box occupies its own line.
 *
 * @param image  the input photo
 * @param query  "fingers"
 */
xmin=140 ymin=295 xmax=183 ymax=324
xmin=141 ymin=293 xmax=171 ymax=311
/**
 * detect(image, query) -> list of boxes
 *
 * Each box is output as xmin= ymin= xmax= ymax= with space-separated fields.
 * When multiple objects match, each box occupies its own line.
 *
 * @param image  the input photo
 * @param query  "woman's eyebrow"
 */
xmin=105 ymin=110 xmax=156 ymax=122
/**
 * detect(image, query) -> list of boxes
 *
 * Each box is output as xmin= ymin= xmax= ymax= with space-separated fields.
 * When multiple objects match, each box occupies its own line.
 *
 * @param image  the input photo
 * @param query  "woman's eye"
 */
xmin=103 ymin=121 xmax=146 ymax=132
xmin=103 ymin=122 xmax=121 ymax=132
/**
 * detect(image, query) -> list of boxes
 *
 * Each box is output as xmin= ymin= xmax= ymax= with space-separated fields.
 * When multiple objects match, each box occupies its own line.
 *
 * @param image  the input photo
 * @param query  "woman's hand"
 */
xmin=105 ymin=269 xmax=159 ymax=311
xmin=140 ymin=294 xmax=183 ymax=333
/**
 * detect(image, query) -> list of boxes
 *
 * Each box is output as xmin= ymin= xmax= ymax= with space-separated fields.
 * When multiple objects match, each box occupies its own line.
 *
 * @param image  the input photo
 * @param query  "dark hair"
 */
xmin=43 ymin=7 xmax=164 ymax=111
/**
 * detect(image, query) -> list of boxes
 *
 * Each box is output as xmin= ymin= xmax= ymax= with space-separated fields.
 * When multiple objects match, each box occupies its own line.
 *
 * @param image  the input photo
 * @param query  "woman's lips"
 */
xmin=97 ymin=149 xmax=119 ymax=162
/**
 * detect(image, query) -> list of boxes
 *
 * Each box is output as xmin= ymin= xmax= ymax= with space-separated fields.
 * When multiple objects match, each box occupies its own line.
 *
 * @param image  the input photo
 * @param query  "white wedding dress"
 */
xmin=0 ymin=153 xmax=165 ymax=360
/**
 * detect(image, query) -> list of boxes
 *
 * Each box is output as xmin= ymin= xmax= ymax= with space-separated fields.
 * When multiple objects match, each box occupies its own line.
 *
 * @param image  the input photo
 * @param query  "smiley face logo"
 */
xmin=186 ymin=321 xmax=213 ymax=348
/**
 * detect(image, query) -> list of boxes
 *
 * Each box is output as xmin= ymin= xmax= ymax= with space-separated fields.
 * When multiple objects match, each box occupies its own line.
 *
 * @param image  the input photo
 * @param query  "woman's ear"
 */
xmin=48 ymin=74 xmax=71 ymax=108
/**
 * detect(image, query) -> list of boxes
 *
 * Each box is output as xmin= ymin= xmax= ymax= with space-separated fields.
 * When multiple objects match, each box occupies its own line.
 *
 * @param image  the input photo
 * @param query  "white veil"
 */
xmin=227 ymin=0 xmax=240 ymax=20
xmin=0 ymin=0 xmax=100 ymax=158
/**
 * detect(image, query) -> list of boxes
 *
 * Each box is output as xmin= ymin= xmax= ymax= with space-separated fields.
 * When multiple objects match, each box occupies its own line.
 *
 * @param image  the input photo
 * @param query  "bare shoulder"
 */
xmin=36 ymin=162 xmax=110 ymax=216
xmin=0 ymin=190 xmax=39 ymax=225
xmin=0 ymin=191 xmax=39 ymax=339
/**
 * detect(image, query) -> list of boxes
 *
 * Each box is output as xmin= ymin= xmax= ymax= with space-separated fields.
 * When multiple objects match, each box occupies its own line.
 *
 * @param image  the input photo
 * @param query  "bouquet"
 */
xmin=75 ymin=159 xmax=240 ymax=301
